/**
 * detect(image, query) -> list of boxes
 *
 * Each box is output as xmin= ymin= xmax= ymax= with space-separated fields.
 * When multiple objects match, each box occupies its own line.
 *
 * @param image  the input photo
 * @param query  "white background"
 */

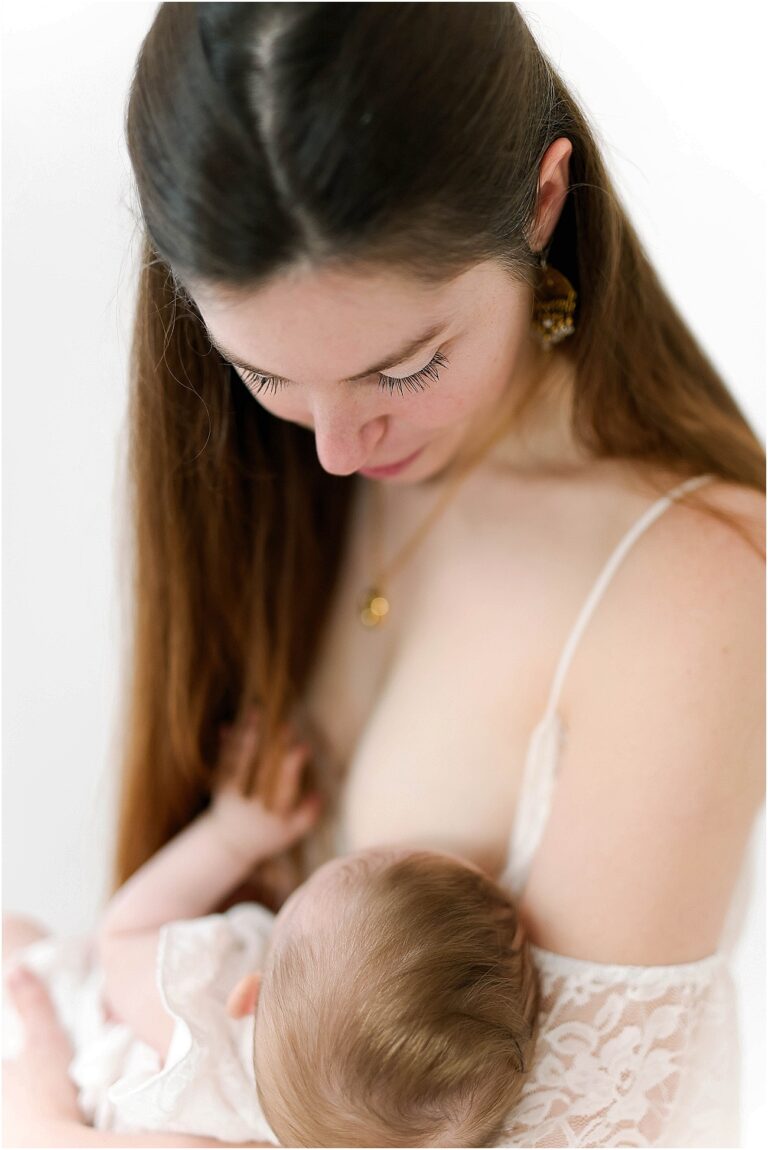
xmin=2 ymin=1 xmax=765 ymax=1142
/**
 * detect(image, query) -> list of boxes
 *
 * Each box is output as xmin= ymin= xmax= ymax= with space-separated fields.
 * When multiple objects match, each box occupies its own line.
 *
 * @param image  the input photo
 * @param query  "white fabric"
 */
xmin=3 ymin=904 xmax=280 ymax=1144
xmin=494 ymin=472 xmax=748 ymax=1147
xmin=495 ymin=947 xmax=741 ymax=1147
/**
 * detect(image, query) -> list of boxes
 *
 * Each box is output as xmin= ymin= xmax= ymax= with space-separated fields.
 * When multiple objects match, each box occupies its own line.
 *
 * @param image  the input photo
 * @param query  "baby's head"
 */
xmin=232 ymin=846 xmax=540 ymax=1147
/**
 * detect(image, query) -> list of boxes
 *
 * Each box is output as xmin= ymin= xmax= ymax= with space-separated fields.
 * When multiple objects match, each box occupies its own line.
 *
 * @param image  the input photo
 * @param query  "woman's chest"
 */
xmin=301 ymin=471 xmax=621 ymax=877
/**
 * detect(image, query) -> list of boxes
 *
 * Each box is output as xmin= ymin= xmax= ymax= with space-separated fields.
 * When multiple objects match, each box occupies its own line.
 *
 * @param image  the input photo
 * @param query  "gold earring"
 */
xmin=531 ymin=249 xmax=577 ymax=348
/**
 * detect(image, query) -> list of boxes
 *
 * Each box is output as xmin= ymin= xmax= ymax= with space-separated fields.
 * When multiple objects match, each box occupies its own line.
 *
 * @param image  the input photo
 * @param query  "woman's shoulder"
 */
xmin=516 ymin=461 xmax=764 ymax=965
xmin=474 ymin=455 xmax=764 ymax=578
xmin=559 ymin=462 xmax=764 ymax=741
xmin=550 ymin=458 xmax=764 ymax=596
xmin=463 ymin=457 xmax=764 ymax=664
xmin=576 ymin=458 xmax=762 ymax=541
xmin=646 ymin=465 xmax=764 ymax=548
xmin=610 ymin=465 xmax=764 ymax=626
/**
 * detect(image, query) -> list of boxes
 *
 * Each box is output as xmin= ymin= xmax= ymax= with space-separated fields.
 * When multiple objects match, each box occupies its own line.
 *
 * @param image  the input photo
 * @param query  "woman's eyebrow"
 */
xmin=207 ymin=321 xmax=448 ymax=383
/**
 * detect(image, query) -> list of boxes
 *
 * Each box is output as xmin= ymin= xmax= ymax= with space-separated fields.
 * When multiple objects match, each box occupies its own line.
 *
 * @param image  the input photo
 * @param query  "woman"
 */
xmin=5 ymin=3 xmax=764 ymax=1146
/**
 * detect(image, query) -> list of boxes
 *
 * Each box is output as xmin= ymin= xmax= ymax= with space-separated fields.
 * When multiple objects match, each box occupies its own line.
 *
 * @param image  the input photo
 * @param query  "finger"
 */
xmin=237 ymin=710 xmax=263 ymax=746
xmin=219 ymin=715 xmax=262 ymax=780
xmin=244 ymin=713 xmax=263 ymax=735
xmin=287 ymin=792 xmax=324 ymax=837
xmin=272 ymin=744 xmax=311 ymax=812
xmin=233 ymin=715 xmax=261 ymax=746
xmin=274 ymin=717 xmax=303 ymax=751
xmin=239 ymin=705 xmax=263 ymax=737
xmin=221 ymin=707 xmax=261 ymax=745
xmin=5 ymin=967 xmax=73 ymax=1059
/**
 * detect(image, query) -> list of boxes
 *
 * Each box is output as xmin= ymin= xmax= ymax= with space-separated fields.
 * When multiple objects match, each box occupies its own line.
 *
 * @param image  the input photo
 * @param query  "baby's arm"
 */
xmin=97 ymin=810 xmax=268 ymax=1055
xmin=97 ymin=710 xmax=321 ymax=1055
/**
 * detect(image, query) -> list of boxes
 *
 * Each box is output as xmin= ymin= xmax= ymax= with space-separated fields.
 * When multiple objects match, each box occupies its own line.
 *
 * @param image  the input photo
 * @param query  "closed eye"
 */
xmin=237 ymin=350 xmax=448 ymax=397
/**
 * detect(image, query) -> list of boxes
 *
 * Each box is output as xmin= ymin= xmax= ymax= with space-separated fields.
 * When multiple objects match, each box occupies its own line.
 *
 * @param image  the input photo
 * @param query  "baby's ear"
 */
xmin=225 ymin=972 xmax=262 ymax=1019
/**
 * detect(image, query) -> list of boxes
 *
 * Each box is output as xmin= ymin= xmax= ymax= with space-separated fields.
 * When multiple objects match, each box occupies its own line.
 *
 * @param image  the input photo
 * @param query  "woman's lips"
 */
xmin=357 ymin=447 xmax=423 ymax=478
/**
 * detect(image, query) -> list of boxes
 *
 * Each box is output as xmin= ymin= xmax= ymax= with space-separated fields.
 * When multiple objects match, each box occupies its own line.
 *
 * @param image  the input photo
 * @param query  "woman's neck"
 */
xmin=435 ymin=343 xmax=587 ymax=488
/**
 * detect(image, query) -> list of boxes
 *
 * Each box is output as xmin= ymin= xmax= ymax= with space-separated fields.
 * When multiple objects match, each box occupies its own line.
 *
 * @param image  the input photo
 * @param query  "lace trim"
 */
xmin=530 ymin=944 xmax=727 ymax=986
xmin=496 ymin=952 xmax=740 ymax=1147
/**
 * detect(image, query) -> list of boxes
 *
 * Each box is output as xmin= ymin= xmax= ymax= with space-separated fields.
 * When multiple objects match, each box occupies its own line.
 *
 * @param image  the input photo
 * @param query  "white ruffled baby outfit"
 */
xmin=3 ymin=903 xmax=280 ymax=1144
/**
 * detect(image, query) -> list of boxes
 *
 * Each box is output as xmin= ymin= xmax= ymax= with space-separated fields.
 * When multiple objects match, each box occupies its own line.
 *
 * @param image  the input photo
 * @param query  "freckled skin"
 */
xmin=193 ymin=259 xmax=558 ymax=483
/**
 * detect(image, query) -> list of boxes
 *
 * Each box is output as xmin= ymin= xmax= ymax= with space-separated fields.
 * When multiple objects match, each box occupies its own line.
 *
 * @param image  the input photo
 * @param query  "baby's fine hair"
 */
xmin=253 ymin=850 xmax=540 ymax=1147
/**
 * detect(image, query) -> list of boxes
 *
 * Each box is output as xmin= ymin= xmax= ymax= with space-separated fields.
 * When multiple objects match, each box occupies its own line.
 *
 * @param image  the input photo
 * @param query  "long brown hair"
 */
xmin=114 ymin=2 xmax=764 ymax=893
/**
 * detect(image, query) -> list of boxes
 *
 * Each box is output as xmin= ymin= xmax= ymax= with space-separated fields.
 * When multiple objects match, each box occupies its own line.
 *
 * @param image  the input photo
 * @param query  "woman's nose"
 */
xmin=312 ymin=405 xmax=387 ymax=476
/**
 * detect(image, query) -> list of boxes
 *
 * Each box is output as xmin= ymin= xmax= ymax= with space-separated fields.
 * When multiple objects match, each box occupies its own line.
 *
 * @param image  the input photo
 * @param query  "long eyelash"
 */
xmin=238 ymin=350 xmax=448 ymax=397
xmin=378 ymin=349 xmax=448 ymax=394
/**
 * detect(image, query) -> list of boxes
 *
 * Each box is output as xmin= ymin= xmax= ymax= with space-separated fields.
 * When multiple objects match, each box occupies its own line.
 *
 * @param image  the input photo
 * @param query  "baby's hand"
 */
xmin=209 ymin=706 xmax=322 ymax=862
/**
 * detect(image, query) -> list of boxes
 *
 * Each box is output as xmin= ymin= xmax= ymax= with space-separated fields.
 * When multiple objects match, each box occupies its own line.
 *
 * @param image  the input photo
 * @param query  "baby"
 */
xmin=4 ymin=708 xmax=540 ymax=1148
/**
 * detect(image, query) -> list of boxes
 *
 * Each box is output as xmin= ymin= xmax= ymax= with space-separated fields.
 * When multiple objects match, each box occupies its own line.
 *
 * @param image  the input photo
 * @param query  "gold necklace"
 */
xmin=355 ymin=322 xmax=569 ymax=630
xmin=357 ymin=434 xmax=500 ymax=629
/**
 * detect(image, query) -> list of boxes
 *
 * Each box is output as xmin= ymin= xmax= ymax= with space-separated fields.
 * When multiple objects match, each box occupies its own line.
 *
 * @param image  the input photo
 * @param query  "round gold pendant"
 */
xmin=359 ymin=587 xmax=390 ymax=628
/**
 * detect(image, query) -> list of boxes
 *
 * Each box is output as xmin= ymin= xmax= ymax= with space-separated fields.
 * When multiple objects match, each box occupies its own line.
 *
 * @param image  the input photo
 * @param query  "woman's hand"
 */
xmin=2 ymin=965 xmax=82 ymax=1146
xmin=2 ymin=965 xmax=275 ymax=1147
xmin=209 ymin=705 xmax=323 ymax=861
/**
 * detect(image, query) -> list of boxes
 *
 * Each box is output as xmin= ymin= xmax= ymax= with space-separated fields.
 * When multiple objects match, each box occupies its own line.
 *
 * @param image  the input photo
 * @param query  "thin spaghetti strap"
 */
xmin=541 ymin=473 xmax=716 ymax=721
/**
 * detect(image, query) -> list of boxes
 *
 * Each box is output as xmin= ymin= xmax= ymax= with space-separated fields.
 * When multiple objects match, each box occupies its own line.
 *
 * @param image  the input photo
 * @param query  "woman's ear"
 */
xmin=225 ymin=971 xmax=262 ymax=1019
xmin=528 ymin=135 xmax=573 ymax=251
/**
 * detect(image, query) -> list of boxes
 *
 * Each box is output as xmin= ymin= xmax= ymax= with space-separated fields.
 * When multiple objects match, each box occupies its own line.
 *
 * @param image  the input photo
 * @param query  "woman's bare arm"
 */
xmin=518 ymin=488 xmax=764 ymax=964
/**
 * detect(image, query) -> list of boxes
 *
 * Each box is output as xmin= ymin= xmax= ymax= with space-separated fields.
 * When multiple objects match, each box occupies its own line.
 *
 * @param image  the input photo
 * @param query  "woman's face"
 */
xmin=193 ymin=258 xmax=544 ymax=485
